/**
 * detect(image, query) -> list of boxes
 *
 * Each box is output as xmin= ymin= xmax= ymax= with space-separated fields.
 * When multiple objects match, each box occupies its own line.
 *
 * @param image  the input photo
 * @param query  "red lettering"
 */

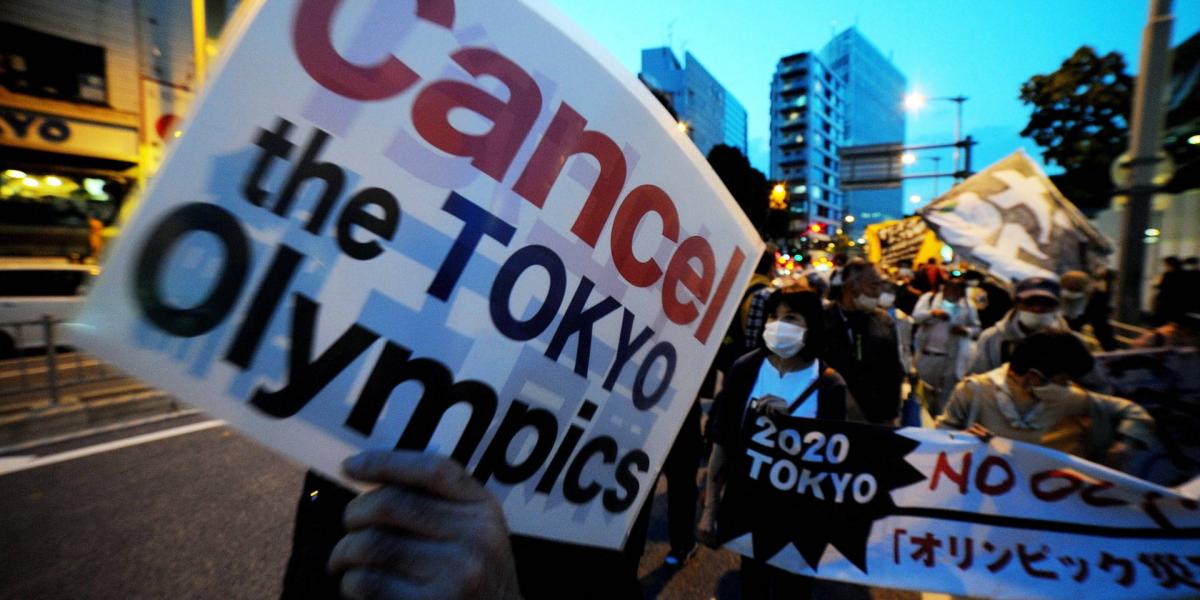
xmin=662 ymin=236 xmax=715 ymax=325
xmin=411 ymin=48 xmax=542 ymax=181
xmin=930 ymin=451 xmax=971 ymax=494
xmin=293 ymin=0 xmax=436 ymax=101
xmin=1080 ymin=480 xmax=1127 ymax=508
xmin=1030 ymin=469 xmax=1085 ymax=502
xmin=513 ymin=103 xmax=628 ymax=247
xmin=974 ymin=455 xmax=1015 ymax=495
xmin=694 ymin=244 xmax=746 ymax=344
xmin=610 ymin=185 xmax=679 ymax=287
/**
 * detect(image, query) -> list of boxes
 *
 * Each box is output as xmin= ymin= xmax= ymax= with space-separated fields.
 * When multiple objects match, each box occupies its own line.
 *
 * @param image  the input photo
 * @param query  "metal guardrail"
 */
xmin=1110 ymin=320 xmax=1152 ymax=348
xmin=0 ymin=316 xmax=122 ymax=407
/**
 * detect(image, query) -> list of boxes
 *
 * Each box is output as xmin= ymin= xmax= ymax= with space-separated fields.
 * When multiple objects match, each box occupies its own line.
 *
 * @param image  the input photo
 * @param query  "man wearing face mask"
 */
xmin=823 ymin=259 xmax=905 ymax=424
xmin=912 ymin=278 xmax=980 ymax=415
xmin=966 ymin=277 xmax=1069 ymax=377
xmin=937 ymin=331 xmax=1156 ymax=468
xmin=700 ymin=288 xmax=858 ymax=598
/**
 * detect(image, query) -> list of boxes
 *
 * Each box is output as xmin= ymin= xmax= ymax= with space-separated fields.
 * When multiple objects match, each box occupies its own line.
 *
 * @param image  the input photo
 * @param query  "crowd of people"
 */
xmin=274 ymin=251 xmax=1196 ymax=600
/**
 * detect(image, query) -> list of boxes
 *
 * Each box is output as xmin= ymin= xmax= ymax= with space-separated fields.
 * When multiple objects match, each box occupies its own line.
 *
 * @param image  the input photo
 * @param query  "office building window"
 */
xmin=0 ymin=23 xmax=108 ymax=105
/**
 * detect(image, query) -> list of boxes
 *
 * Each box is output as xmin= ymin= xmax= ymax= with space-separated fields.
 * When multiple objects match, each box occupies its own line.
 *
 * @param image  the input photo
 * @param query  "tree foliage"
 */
xmin=706 ymin=144 xmax=770 ymax=234
xmin=1019 ymin=46 xmax=1133 ymax=213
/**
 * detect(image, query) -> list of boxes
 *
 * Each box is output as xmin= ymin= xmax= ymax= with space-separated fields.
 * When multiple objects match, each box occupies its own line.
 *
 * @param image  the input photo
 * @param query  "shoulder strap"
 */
xmin=787 ymin=365 xmax=833 ymax=413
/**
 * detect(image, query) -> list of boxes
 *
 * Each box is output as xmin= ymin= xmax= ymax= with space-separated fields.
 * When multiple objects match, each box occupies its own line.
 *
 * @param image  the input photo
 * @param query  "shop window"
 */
xmin=0 ymin=23 xmax=108 ymax=105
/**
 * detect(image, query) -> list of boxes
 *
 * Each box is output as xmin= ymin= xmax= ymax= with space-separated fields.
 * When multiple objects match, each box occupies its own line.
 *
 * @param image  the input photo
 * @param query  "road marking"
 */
xmin=0 ymin=420 xmax=225 ymax=476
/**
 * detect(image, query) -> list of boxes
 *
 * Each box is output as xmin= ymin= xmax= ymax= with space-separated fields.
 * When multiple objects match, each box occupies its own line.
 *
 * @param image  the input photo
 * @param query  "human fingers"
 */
xmin=343 ymin=486 xmax=474 ymax=539
xmin=339 ymin=567 xmax=421 ymax=600
xmin=328 ymin=527 xmax=452 ymax=576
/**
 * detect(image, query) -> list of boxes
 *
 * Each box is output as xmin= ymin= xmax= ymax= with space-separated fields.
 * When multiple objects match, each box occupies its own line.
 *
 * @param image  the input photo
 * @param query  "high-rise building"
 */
xmin=769 ymin=51 xmax=846 ymax=234
xmin=640 ymin=47 xmax=748 ymax=158
xmin=819 ymin=28 xmax=907 ymax=230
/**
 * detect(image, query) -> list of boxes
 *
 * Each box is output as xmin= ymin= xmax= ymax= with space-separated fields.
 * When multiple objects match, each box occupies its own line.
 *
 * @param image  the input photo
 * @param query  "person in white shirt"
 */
xmin=912 ymin=278 xmax=980 ymax=415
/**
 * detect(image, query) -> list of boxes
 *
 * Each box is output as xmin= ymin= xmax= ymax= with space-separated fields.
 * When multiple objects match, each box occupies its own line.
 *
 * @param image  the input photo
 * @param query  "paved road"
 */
xmin=0 ymin=415 xmax=917 ymax=599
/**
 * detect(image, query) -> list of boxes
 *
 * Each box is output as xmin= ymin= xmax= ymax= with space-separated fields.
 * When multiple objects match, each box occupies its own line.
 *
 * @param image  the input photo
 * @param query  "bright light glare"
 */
xmin=901 ymin=152 xmax=917 ymax=165
xmin=4 ymin=169 xmax=26 ymax=179
xmin=45 ymin=176 xmax=63 ymax=186
xmin=1189 ymin=134 xmax=1200 ymax=145
xmin=844 ymin=215 xmax=856 ymax=223
xmin=1144 ymin=228 xmax=1161 ymax=237
xmin=909 ymin=194 xmax=922 ymax=204
xmin=676 ymin=121 xmax=689 ymax=133
xmin=22 ymin=177 xmax=39 ymax=187
xmin=904 ymin=92 xmax=927 ymax=111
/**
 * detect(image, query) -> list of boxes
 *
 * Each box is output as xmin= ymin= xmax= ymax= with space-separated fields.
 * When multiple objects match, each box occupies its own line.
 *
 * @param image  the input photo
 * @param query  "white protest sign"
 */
xmin=716 ymin=417 xmax=1200 ymax=599
xmin=72 ymin=0 xmax=762 ymax=550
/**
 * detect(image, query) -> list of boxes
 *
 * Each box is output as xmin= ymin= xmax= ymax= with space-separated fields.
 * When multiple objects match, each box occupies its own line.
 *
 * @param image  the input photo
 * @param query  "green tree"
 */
xmin=705 ymin=144 xmax=771 ymax=234
xmin=1019 ymin=46 xmax=1133 ymax=214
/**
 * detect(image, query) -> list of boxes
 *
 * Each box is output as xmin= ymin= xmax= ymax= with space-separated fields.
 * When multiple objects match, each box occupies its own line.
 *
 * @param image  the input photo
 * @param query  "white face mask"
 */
xmin=1061 ymin=290 xmax=1086 ymax=300
xmin=878 ymin=292 xmax=896 ymax=309
xmin=1017 ymin=310 xmax=1058 ymax=331
xmin=763 ymin=321 xmax=806 ymax=358
xmin=854 ymin=293 xmax=879 ymax=311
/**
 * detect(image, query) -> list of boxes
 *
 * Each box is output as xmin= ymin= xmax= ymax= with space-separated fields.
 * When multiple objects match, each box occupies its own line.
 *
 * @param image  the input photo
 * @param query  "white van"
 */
xmin=0 ymin=261 xmax=99 ymax=357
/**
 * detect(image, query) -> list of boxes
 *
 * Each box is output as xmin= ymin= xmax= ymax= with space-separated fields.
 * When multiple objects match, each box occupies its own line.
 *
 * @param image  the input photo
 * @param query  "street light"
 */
xmin=844 ymin=215 xmax=856 ymax=223
xmin=901 ymin=151 xmax=917 ymax=165
xmin=676 ymin=121 xmax=689 ymax=133
xmin=906 ymin=92 xmax=969 ymax=179
xmin=909 ymin=194 xmax=922 ymax=204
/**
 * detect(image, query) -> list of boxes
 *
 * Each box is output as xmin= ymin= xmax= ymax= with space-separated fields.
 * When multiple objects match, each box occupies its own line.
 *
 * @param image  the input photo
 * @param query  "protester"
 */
xmin=1131 ymin=312 xmax=1200 ymax=349
xmin=912 ymin=278 xmax=980 ymax=415
xmin=963 ymin=269 xmax=1013 ymax=330
xmin=965 ymin=277 xmax=1067 ymax=376
xmin=913 ymin=257 xmax=946 ymax=293
xmin=823 ymin=259 xmax=905 ymax=424
xmin=1060 ymin=269 xmax=1117 ymax=351
xmin=283 ymin=466 xmax=650 ymax=600
xmin=698 ymin=288 xmax=857 ymax=599
xmin=827 ymin=253 xmax=849 ymax=301
xmin=937 ymin=331 xmax=1156 ymax=467
xmin=893 ymin=265 xmax=923 ymax=316
xmin=1078 ymin=260 xmax=1119 ymax=351
xmin=1152 ymin=256 xmax=1188 ymax=325
xmin=881 ymin=281 xmax=921 ymax=426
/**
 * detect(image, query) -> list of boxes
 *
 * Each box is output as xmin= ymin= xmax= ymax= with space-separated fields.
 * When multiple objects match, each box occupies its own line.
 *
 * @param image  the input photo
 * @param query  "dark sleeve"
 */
xmin=280 ymin=471 xmax=356 ymax=600
xmin=709 ymin=352 xmax=760 ymax=449
xmin=816 ymin=370 xmax=849 ymax=421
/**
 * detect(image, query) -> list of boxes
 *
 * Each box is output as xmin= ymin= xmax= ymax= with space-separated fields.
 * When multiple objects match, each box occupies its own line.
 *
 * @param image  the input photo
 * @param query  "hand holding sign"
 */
xmin=330 ymin=451 xmax=522 ymax=600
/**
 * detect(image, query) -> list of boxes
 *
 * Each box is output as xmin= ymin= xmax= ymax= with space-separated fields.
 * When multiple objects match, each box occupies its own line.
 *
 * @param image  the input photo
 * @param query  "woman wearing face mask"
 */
xmin=937 ymin=331 xmax=1156 ymax=468
xmin=698 ymin=287 xmax=859 ymax=599
xmin=912 ymin=279 xmax=980 ymax=415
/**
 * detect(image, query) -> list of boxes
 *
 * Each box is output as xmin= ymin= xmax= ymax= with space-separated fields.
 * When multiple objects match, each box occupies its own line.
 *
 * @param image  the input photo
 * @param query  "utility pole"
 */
xmin=1116 ymin=0 xmax=1174 ymax=323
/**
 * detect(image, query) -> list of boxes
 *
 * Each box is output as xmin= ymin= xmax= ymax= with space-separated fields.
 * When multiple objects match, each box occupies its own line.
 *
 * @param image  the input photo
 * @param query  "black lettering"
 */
xmin=38 ymin=118 xmax=69 ymax=142
xmin=273 ymin=127 xmax=344 ymax=235
xmin=534 ymin=400 xmax=597 ymax=494
xmin=563 ymin=436 xmax=617 ymax=504
xmin=603 ymin=449 xmax=649 ymax=512
xmin=224 ymin=244 xmax=304 ymax=368
xmin=336 ymin=187 xmax=400 ymax=260
xmin=249 ymin=295 xmax=379 ymax=418
xmin=0 ymin=110 xmax=34 ymax=137
xmin=134 ymin=202 xmax=250 ymax=337
xmin=473 ymin=400 xmax=557 ymax=485
xmin=243 ymin=118 xmax=295 ymax=206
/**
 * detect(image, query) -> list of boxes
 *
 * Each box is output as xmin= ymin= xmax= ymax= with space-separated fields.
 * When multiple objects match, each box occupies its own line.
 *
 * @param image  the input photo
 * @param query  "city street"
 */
xmin=0 ymin=414 xmax=915 ymax=600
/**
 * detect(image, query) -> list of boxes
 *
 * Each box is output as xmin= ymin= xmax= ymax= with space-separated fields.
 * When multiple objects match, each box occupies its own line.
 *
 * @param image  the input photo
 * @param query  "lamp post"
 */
xmin=905 ymin=93 xmax=969 ymax=179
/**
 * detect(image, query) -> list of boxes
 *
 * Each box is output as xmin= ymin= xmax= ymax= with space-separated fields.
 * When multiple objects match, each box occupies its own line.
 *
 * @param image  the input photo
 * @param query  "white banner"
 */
xmin=71 ymin=0 xmax=761 ymax=550
xmin=717 ymin=417 xmax=1200 ymax=599
xmin=919 ymin=150 xmax=1113 ymax=282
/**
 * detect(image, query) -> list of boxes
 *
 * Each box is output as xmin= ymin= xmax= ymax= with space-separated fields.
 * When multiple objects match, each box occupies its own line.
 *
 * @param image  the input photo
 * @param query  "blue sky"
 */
xmin=552 ymin=0 xmax=1200 ymax=207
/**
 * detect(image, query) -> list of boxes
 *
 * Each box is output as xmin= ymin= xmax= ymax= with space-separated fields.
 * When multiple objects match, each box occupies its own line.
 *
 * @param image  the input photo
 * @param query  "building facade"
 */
xmin=640 ymin=47 xmax=748 ymax=158
xmin=819 ymin=27 xmax=907 ymax=231
xmin=769 ymin=51 xmax=846 ymax=234
xmin=0 ymin=0 xmax=238 ymax=256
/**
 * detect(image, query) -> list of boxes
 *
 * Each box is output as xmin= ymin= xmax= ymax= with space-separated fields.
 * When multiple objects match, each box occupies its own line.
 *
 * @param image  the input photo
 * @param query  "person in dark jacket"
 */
xmin=698 ymin=287 xmax=860 ymax=599
xmin=822 ymin=259 xmax=904 ymax=424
